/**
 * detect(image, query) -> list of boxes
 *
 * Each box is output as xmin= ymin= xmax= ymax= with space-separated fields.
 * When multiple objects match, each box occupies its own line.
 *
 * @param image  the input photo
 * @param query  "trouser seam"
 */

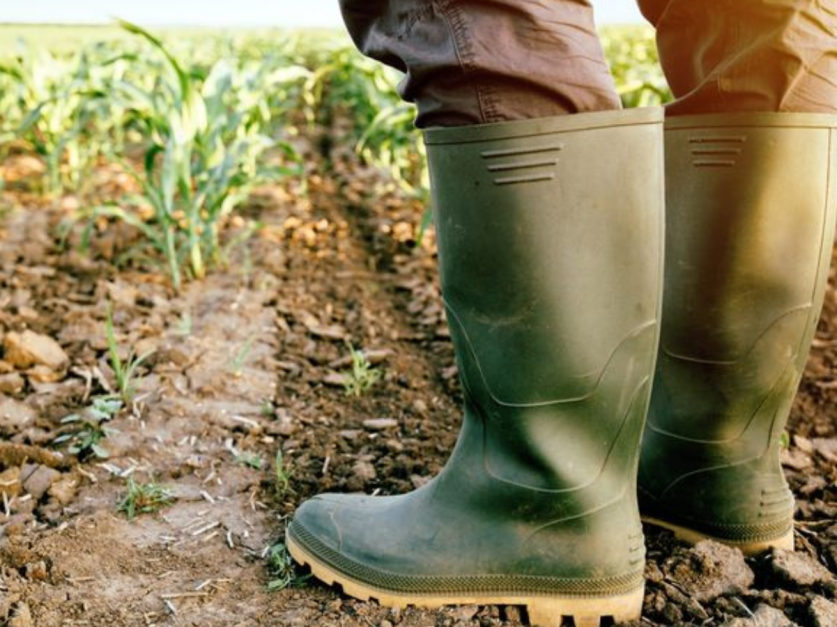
xmin=435 ymin=0 xmax=499 ymax=124
xmin=435 ymin=0 xmax=474 ymax=70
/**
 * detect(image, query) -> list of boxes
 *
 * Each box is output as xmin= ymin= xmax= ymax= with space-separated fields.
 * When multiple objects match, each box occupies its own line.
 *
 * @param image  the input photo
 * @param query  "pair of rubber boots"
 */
xmin=288 ymin=108 xmax=837 ymax=627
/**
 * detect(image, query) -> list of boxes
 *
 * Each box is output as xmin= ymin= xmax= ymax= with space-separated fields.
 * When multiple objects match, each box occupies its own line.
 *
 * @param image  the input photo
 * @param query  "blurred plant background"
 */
xmin=0 ymin=22 xmax=670 ymax=288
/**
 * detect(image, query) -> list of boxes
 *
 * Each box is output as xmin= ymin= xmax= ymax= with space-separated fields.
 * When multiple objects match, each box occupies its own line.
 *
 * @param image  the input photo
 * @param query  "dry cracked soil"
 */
xmin=2 ymin=124 xmax=837 ymax=627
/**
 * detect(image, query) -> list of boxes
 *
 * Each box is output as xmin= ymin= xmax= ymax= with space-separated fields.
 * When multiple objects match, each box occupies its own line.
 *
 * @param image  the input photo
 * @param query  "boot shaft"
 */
xmin=290 ymin=111 xmax=666 ymax=627
xmin=425 ymin=109 xmax=665 ymax=494
xmin=640 ymin=112 xmax=837 ymax=551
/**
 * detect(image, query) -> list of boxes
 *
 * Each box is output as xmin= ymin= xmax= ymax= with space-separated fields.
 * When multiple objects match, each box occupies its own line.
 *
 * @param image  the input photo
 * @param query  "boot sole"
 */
xmin=287 ymin=534 xmax=643 ymax=627
xmin=641 ymin=516 xmax=794 ymax=555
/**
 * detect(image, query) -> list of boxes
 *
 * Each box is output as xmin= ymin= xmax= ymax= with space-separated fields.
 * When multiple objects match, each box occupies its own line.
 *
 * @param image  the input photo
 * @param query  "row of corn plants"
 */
xmin=86 ymin=22 xmax=309 ymax=289
xmin=0 ymin=23 xmax=669 ymax=288
xmin=1 ymin=22 xmax=313 ymax=289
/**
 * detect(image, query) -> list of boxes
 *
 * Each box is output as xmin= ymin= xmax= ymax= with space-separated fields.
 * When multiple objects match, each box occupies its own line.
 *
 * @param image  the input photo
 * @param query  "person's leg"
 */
xmin=340 ymin=0 xmax=622 ymax=126
xmin=289 ymin=3 xmax=666 ymax=625
xmin=635 ymin=0 xmax=837 ymax=552
xmin=638 ymin=0 xmax=837 ymax=114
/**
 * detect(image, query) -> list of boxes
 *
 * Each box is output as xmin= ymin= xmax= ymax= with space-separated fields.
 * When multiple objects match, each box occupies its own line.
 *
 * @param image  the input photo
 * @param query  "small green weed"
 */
xmin=780 ymin=431 xmax=791 ymax=450
xmin=230 ymin=334 xmax=257 ymax=377
xmin=265 ymin=542 xmax=309 ymax=592
xmin=174 ymin=311 xmax=192 ymax=336
xmin=342 ymin=343 xmax=381 ymax=398
xmin=236 ymin=451 xmax=263 ymax=470
xmin=273 ymin=449 xmax=292 ymax=499
xmin=55 ymin=396 xmax=122 ymax=460
xmin=106 ymin=304 xmax=154 ymax=402
xmin=117 ymin=477 xmax=176 ymax=520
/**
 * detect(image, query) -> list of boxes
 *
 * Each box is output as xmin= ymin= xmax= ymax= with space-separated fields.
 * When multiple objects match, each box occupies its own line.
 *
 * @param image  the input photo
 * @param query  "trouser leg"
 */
xmin=637 ymin=0 xmax=837 ymax=114
xmin=339 ymin=0 xmax=621 ymax=127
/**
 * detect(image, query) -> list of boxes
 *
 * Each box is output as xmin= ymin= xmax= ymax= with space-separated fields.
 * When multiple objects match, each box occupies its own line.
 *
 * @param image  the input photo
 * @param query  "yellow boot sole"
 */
xmin=642 ymin=516 xmax=794 ymax=555
xmin=287 ymin=534 xmax=644 ymax=627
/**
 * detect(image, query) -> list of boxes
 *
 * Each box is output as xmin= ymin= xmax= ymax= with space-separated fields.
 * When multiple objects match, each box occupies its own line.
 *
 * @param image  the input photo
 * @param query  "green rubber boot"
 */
xmin=639 ymin=112 xmax=837 ymax=555
xmin=288 ymin=109 xmax=664 ymax=627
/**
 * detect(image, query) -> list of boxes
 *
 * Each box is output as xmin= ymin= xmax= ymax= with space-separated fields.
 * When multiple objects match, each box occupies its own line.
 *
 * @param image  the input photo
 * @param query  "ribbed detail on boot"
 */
xmin=640 ymin=489 xmax=793 ymax=544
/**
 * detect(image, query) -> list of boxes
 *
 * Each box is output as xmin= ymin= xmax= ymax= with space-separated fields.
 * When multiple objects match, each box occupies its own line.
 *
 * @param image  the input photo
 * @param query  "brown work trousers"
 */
xmin=339 ymin=0 xmax=837 ymax=127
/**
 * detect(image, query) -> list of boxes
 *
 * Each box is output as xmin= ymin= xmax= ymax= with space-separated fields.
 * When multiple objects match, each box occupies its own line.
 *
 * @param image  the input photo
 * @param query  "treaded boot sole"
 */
xmin=287 ymin=533 xmax=643 ymax=627
xmin=641 ymin=516 xmax=794 ymax=555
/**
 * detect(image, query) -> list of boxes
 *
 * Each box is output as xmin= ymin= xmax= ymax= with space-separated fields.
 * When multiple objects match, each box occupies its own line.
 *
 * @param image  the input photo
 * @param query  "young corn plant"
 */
xmin=305 ymin=43 xmax=400 ymax=132
xmin=355 ymin=101 xmax=428 ymax=199
xmin=86 ymin=21 xmax=306 ymax=290
xmin=308 ymin=44 xmax=429 ymax=221
xmin=2 ymin=42 xmax=131 ymax=197
xmin=0 ymin=55 xmax=24 ymax=171
xmin=1 ymin=46 xmax=85 ymax=195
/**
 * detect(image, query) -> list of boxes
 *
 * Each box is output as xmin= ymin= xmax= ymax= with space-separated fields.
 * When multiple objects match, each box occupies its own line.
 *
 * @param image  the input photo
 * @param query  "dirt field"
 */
xmin=2 ymin=126 xmax=837 ymax=627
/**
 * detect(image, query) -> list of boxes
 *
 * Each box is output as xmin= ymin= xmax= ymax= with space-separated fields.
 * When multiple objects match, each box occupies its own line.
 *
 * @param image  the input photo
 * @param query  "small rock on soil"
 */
xmin=2 ymin=330 xmax=69 ymax=371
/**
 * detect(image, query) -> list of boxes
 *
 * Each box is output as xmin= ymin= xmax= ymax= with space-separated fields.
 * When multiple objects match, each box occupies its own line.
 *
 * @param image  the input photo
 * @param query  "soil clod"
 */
xmin=809 ymin=596 xmax=837 ymax=627
xmin=663 ymin=540 xmax=755 ymax=602
xmin=3 ymin=330 xmax=69 ymax=372
xmin=721 ymin=603 xmax=796 ymax=627
xmin=769 ymin=549 xmax=836 ymax=589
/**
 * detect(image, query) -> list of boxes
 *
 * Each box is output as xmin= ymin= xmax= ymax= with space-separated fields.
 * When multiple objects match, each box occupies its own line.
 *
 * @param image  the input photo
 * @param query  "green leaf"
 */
xmin=116 ymin=19 xmax=192 ymax=101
